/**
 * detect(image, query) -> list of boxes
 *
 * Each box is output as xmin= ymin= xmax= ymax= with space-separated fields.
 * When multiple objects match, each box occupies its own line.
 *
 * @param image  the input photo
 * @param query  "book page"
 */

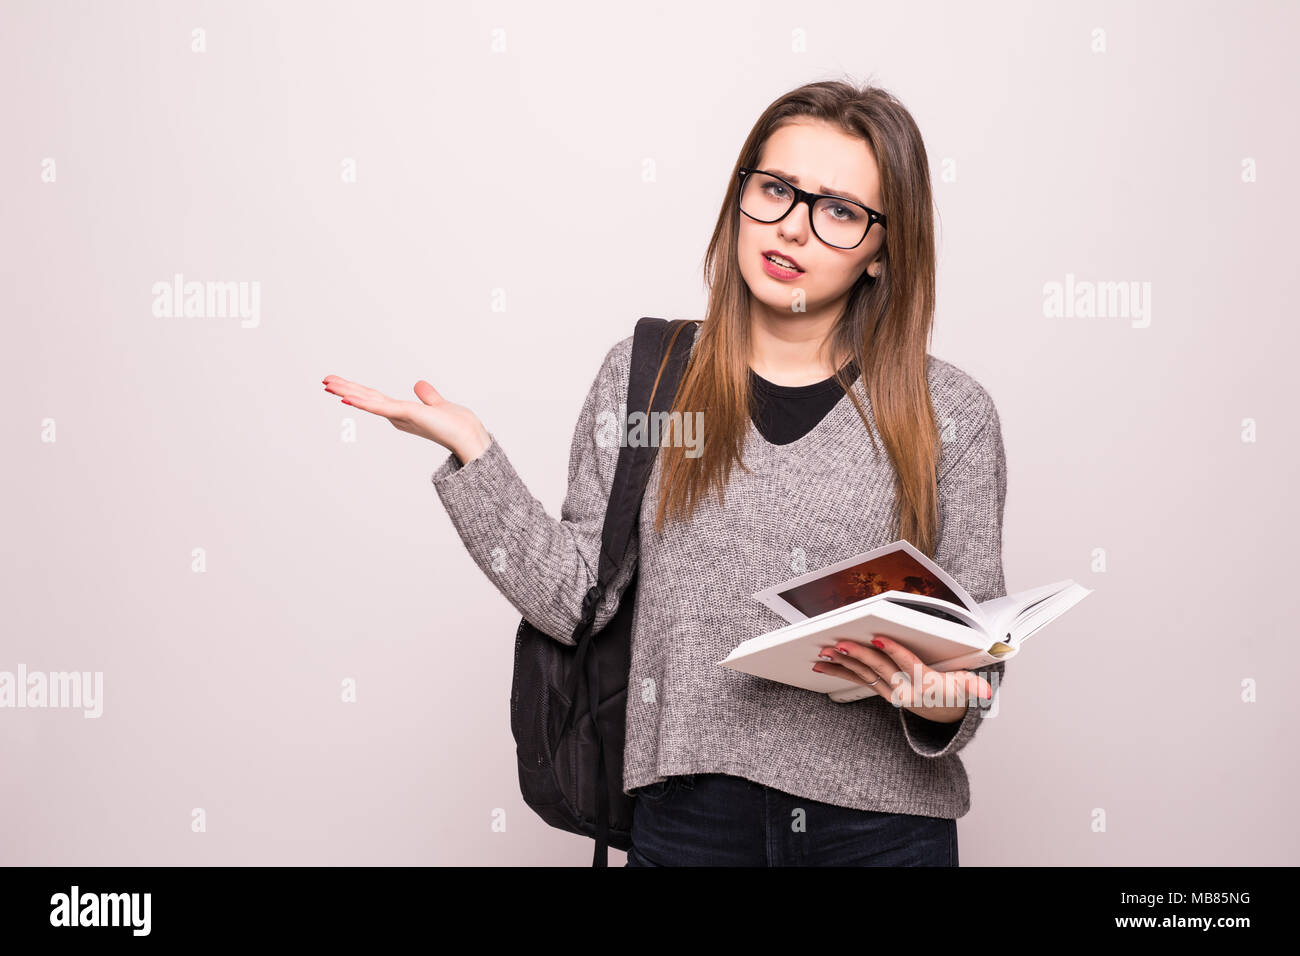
xmin=752 ymin=539 xmax=981 ymax=625
xmin=979 ymin=581 xmax=1081 ymax=644
xmin=1008 ymin=583 xmax=1094 ymax=644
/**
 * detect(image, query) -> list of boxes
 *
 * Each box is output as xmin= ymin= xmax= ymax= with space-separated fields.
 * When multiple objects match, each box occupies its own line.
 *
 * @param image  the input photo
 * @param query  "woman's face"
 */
xmin=737 ymin=118 xmax=887 ymax=320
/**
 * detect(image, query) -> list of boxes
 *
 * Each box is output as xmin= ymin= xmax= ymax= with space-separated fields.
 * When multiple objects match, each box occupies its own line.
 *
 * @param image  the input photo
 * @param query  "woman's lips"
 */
xmin=761 ymin=251 xmax=805 ymax=280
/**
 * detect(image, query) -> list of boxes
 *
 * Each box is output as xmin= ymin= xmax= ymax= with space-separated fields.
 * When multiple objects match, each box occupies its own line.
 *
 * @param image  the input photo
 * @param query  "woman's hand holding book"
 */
xmin=812 ymin=634 xmax=993 ymax=723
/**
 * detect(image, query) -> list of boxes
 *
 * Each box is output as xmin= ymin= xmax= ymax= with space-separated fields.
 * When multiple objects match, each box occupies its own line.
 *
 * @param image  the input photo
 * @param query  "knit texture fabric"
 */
xmin=431 ymin=331 xmax=1008 ymax=819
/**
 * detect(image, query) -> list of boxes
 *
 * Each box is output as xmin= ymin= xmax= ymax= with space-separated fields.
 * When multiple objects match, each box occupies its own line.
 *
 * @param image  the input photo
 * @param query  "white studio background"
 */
xmin=1 ymin=0 xmax=1296 ymax=865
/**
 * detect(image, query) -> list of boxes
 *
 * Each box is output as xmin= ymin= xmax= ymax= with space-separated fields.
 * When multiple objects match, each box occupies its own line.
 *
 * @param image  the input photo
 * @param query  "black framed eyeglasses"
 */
xmin=736 ymin=166 xmax=886 ymax=250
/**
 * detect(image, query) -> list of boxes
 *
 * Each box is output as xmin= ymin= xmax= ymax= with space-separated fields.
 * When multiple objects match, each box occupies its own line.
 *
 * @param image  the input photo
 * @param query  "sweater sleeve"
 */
xmin=429 ymin=338 xmax=637 ymax=646
xmin=898 ymin=391 xmax=1009 ymax=759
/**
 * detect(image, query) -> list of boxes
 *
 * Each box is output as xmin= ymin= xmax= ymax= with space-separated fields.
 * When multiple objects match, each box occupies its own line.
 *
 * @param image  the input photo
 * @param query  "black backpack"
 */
xmin=508 ymin=316 xmax=698 ymax=867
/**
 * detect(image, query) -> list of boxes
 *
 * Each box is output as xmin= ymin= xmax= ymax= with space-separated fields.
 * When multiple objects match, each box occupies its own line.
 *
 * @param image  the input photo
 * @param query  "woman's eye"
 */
xmin=826 ymin=203 xmax=859 ymax=221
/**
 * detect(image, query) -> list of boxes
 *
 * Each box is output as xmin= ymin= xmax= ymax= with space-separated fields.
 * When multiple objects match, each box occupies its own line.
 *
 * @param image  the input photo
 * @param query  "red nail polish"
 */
xmin=870 ymin=638 xmax=884 ymax=649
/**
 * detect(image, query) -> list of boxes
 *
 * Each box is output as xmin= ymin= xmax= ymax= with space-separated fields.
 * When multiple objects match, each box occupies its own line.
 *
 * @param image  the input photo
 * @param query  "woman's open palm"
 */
xmin=322 ymin=375 xmax=488 ymax=459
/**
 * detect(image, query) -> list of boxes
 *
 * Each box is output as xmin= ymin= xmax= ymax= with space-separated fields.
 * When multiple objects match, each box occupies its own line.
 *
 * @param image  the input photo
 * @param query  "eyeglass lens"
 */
xmin=739 ymin=171 xmax=872 ymax=248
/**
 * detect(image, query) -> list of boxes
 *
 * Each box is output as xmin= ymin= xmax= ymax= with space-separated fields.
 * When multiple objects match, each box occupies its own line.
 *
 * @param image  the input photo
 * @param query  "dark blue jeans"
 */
xmin=626 ymin=772 xmax=958 ymax=867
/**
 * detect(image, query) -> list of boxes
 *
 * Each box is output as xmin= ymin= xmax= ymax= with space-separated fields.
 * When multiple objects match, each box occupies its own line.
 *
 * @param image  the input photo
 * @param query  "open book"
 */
xmin=720 ymin=540 xmax=1091 ymax=703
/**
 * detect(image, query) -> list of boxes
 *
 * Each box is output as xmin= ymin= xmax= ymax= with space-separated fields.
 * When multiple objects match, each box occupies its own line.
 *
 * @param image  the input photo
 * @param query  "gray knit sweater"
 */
xmin=431 ymin=330 xmax=1008 ymax=819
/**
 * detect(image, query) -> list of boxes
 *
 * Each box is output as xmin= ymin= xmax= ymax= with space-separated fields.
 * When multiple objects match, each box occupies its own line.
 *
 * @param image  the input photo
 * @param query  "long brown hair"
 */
xmin=647 ymin=79 xmax=942 ymax=557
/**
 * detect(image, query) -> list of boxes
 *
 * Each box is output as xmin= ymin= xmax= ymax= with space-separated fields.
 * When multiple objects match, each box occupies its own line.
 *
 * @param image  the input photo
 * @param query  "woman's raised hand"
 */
xmin=321 ymin=375 xmax=492 ymax=465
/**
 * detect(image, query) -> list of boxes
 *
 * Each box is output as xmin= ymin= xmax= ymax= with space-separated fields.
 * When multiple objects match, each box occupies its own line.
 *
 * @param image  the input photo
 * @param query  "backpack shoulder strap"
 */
xmin=568 ymin=317 xmax=697 ymax=868
xmin=593 ymin=317 xmax=698 ymax=594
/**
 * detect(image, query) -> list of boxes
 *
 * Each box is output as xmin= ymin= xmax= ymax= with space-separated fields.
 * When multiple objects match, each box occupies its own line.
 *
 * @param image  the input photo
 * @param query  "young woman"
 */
xmin=322 ymin=80 xmax=1008 ymax=867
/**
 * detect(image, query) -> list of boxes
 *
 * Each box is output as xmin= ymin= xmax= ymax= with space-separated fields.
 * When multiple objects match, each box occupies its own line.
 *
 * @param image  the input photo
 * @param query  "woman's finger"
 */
xmin=854 ymin=635 xmax=949 ymax=707
xmin=863 ymin=635 xmax=925 ymax=678
xmin=811 ymin=660 xmax=864 ymax=683
xmin=814 ymin=654 xmax=875 ymax=685
xmin=831 ymin=641 xmax=920 ymax=707
xmin=820 ymin=644 xmax=913 ymax=707
xmin=824 ymin=657 xmax=909 ymax=708
xmin=943 ymin=668 xmax=993 ymax=703
xmin=323 ymin=377 xmax=362 ymax=401
xmin=323 ymin=376 xmax=403 ymax=418
xmin=343 ymin=382 xmax=385 ymax=403
xmin=323 ymin=376 xmax=382 ymax=402
xmin=828 ymin=641 xmax=903 ymax=684
xmin=345 ymin=391 xmax=405 ymax=420
xmin=413 ymin=380 xmax=444 ymax=405
xmin=826 ymin=637 xmax=902 ymax=677
xmin=866 ymin=636 xmax=992 ymax=705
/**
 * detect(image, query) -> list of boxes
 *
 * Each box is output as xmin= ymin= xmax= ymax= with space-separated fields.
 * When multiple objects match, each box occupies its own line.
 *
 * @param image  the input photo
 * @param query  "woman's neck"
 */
xmin=747 ymin=313 xmax=853 ymax=387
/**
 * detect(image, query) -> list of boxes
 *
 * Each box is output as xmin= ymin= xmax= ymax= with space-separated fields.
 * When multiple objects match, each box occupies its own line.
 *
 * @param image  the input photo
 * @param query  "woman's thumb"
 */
xmin=413 ymin=380 xmax=443 ymax=405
